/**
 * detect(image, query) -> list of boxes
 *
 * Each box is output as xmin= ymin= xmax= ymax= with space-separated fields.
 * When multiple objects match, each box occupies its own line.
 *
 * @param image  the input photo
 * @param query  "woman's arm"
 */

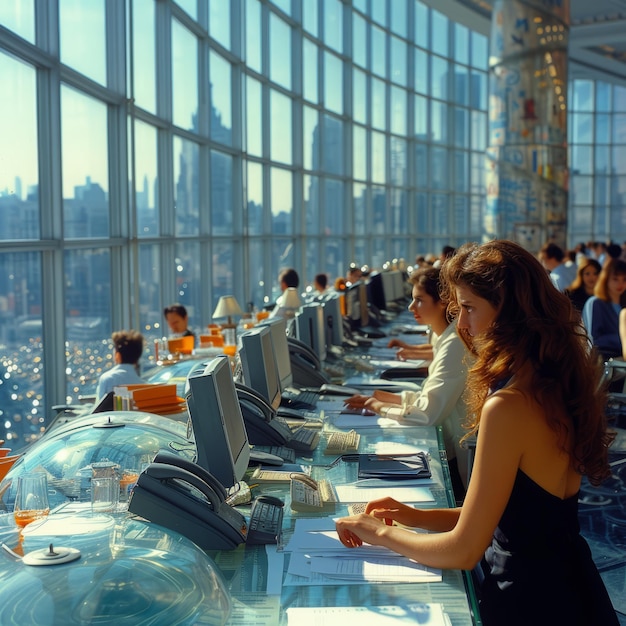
xmin=619 ymin=308 xmax=626 ymax=360
xmin=336 ymin=392 xmax=525 ymax=570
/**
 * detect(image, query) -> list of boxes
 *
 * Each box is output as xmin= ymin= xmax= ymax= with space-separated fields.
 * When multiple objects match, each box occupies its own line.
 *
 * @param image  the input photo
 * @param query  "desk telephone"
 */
xmin=235 ymin=384 xmax=294 ymax=446
xmin=289 ymin=473 xmax=337 ymax=513
xmin=287 ymin=337 xmax=331 ymax=387
xmin=128 ymin=450 xmax=248 ymax=551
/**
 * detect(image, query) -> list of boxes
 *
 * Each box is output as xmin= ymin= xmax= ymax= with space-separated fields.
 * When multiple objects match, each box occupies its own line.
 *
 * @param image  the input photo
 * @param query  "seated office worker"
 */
xmin=269 ymin=267 xmax=300 ymax=318
xmin=163 ymin=303 xmax=196 ymax=343
xmin=336 ymin=241 xmax=618 ymax=626
xmin=96 ymin=330 xmax=145 ymax=400
xmin=582 ymin=258 xmax=626 ymax=360
xmin=343 ymin=267 xmax=471 ymax=495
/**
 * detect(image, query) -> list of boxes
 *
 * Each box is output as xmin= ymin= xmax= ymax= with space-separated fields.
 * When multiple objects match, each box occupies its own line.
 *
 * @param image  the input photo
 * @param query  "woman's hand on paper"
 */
xmin=335 ymin=513 xmax=387 ymax=548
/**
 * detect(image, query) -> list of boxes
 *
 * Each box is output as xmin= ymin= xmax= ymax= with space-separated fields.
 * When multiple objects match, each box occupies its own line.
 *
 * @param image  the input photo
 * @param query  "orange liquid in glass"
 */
xmin=256 ymin=311 xmax=270 ymax=322
xmin=223 ymin=345 xmax=237 ymax=357
xmin=14 ymin=508 xmax=49 ymax=528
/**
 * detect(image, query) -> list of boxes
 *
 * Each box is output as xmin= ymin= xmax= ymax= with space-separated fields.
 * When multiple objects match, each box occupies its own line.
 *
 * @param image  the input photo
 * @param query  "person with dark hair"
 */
xmin=565 ymin=257 xmax=601 ymax=313
xmin=96 ymin=330 xmax=145 ymax=400
xmin=163 ymin=303 xmax=195 ymax=341
xmin=582 ymin=257 xmax=626 ymax=360
xmin=538 ymin=241 xmax=576 ymax=291
xmin=313 ymin=272 xmax=329 ymax=295
xmin=343 ymin=266 xmax=471 ymax=494
xmin=269 ymin=267 xmax=301 ymax=318
xmin=336 ymin=240 xmax=617 ymax=626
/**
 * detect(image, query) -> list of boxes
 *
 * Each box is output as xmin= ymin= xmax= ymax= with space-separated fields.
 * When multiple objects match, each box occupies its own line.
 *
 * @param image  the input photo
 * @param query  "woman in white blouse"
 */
xmin=344 ymin=266 xmax=471 ymax=496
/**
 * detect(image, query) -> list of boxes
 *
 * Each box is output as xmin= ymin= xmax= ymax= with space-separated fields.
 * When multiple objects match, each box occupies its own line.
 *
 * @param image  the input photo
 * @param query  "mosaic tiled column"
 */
xmin=486 ymin=0 xmax=570 ymax=251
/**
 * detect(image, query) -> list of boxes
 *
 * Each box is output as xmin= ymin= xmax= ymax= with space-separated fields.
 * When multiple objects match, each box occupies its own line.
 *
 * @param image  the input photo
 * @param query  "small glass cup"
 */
xmin=14 ymin=473 xmax=50 ymax=528
xmin=91 ymin=476 xmax=120 ymax=513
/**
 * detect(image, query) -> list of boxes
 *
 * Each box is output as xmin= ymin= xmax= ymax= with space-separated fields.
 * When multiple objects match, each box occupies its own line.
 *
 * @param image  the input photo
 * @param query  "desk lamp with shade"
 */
xmin=212 ymin=296 xmax=244 ymax=353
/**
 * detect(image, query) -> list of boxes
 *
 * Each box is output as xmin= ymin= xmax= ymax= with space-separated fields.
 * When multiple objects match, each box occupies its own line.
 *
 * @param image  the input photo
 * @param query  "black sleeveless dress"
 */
xmin=479 ymin=469 xmax=618 ymax=626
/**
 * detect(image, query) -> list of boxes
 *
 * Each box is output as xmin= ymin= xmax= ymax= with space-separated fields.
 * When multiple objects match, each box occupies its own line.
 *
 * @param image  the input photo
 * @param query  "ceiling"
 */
xmin=456 ymin=0 xmax=626 ymax=83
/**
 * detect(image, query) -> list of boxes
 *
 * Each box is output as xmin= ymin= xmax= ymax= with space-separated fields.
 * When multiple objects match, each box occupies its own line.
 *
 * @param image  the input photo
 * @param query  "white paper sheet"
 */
xmin=286 ymin=604 xmax=450 ymax=626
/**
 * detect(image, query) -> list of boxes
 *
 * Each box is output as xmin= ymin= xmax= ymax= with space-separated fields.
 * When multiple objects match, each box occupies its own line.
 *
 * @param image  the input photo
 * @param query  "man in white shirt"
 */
xmin=96 ymin=330 xmax=145 ymax=400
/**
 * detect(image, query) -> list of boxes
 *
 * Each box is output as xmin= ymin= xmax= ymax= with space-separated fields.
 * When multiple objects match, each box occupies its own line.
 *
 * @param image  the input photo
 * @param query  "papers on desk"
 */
xmin=334 ymin=483 xmax=435 ymax=503
xmin=286 ymin=603 xmax=451 ymax=626
xmin=283 ymin=518 xmax=441 ymax=586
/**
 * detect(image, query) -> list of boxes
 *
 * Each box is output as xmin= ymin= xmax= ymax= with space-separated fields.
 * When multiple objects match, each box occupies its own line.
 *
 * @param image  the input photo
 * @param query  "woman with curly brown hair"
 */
xmin=335 ymin=240 xmax=617 ymax=625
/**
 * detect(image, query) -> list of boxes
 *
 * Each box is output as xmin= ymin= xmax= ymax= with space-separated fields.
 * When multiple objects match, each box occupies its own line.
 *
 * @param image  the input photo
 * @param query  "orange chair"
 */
xmin=167 ymin=335 xmax=195 ymax=355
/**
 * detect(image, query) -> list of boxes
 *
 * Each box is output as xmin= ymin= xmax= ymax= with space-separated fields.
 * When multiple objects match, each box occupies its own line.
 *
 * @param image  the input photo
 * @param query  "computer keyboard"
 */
xmin=246 ymin=496 xmax=284 ymax=545
xmin=282 ymin=388 xmax=319 ymax=409
xmin=286 ymin=426 xmax=320 ymax=452
xmin=323 ymin=429 xmax=361 ymax=455
xmin=253 ymin=445 xmax=296 ymax=464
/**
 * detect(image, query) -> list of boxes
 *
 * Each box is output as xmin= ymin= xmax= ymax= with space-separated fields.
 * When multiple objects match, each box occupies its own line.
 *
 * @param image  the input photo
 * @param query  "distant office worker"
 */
xmin=163 ymin=303 xmax=195 ymax=341
xmin=96 ymin=330 xmax=145 ymax=400
xmin=270 ymin=268 xmax=300 ymax=318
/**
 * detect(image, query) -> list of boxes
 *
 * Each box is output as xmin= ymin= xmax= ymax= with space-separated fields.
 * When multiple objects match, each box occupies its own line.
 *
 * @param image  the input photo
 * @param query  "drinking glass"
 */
xmin=13 ymin=473 xmax=50 ymax=528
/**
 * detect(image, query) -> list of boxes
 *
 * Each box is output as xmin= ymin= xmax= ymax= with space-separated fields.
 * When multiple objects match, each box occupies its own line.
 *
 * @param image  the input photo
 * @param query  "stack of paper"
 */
xmin=283 ymin=518 xmax=441 ymax=587
xmin=286 ymin=603 xmax=450 ymax=626
xmin=114 ymin=383 xmax=186 ymax=415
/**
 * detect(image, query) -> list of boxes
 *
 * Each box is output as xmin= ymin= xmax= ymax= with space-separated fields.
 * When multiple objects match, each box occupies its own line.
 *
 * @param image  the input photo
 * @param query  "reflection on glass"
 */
xmin=431 ymin=56 xmax=449 ymax=100
xmin=323 ymin=238 xmax=344 ymax=281
xmin=324 ymin=51 xmax=342 ymax=115
xmin=270 ymin=14 xmax=291 ymax=90
xmin=454 ymin=64 xmax=469 ymax=107
xmin=270 ymin=90 xmax=292 ymax=164
xmin=431 ymin=9 xmax=449 ymax=57
xmin=572 ymin=80 xmax=593 ymax=111
xmin=372 ymin=77 xmax=386 ymax=130
xmin=391 ymin=86 xmax=407 ymax=136
xmin=372 ymin=131 xmax=386 ymax=184
xmin=372 ymin=185 xmax=385 ymax=232
xmin=135 ymin=120 xmax=158 ymax=237
xmin=390 ymin=36 xmax=407 ymax=87
xmin=246 ymin=76 xmax=262 ymax=156
xmin=353 ymin=182 xmax=366 ymax=235
xmin=211 ymin=150 xmax=233 ymax=234
xmin=138 ymin=243 xmax=162 ymax=350
xmin=209 ymin=0 xmax=231 ymax=50
xmin=271 ymin=167 xmax=292 ymax=235
xmin=431 ymin=147 xmax=447 ymax=189
xmin=390 ymin=1 xmax=406 ymax=38
xmin=0 ymin=52 xmax=38 ymax=240
xmin=248 ymin=240 xmax=266 ymax=309
xmin=60 ymin=0 xmax=106 ymax=85
xmin=391 ymin=189 xmax=407 ymax=233
xmin=324 ymin=0 xmax=342 ymax=53
xmin=245 ymin=0 xmax=261 ymax=73
xmin=304 ymin=175 xmax=319 ymax=235
xmin=212 ymin=241 xmax=235 ymax=310
xmin=371 ymin=25 xmax=386 ymax=78
xmin=353 ymin=69 xmax=367 ymax=124
xmin=431 ymin=101 xmax=448 ymax=143
xmin=177 ymin=0 xmax=196 ymax=20
xmin=64 ymin=248 xmax=111 ymax=400
xmin=0 ymin=1 xmax=34 ymax=42
xmin=352 ymin=12 xmax=367 ymax=69
xmin=246 ymin=161 xmax=263 ymax=235
xmin=302 ymin=0 xmax=318 ymax=37
xmin=271 ymin=238 xmax=294 ymax=301
xmin=415 ymin=1 xmax=429 ymax=48
xmin=415 ymin=48 xmax=428 ymax=95
xmin=432 ymin=194 xmax=448 ymax=234
xmin=0 ymin=252 xmax=43 ymax=446
xmin=454 ymin=107 xmax=469 ymax=148
xmin=61 ymin=86 xmax=109 ymax=239
xmin=132 ymin=0 xmax=156 ymax=113
xmin=174 ymin=137 xmax=199 ymax=236
xmin=353 ymin=125 xmax=367 ymax=180
xmin=303 ymin=40 xmax=319 ymax=104
xmin=415 ymin=143 xmax=428 ymax=188
xmin=390 ymin=137 xmax=407 ymax=186
xmin=454 ymin=23 xmax=468 ymax=64
xmin=303 ymin=106 xmax=318 ymax=171
xmin=175 ymin=240 xmax=200 ymax=328
xmin=210 ymin=51 xmax=233 ymax=146
xmin=325 ymin=178 xmax=344 ymax=235
xmin=323 ymin=114 xmax=343 ymax=175
xmin=453 ymin=151 xmax=468 ymax=192
xmin=172 ymin=19 xmax=198 ymax=131
xmin=415 ymin=94 xmax=428 ymax=138
xmin=471 ymin=31 xmax=488 ymax=70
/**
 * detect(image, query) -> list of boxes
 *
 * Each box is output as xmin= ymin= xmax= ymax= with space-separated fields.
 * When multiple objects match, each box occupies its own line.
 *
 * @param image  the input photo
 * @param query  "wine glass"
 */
xmin=13 ymin=473 xmax=50 ymax=528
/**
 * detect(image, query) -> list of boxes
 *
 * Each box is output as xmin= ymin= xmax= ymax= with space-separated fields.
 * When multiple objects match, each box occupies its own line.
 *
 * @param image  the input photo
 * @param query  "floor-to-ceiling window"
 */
xmin=0 ymin=0 xmax=498 ymax=448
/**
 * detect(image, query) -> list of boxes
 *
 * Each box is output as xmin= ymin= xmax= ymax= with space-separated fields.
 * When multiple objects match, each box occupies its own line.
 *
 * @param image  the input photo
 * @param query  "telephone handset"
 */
xmin=287 ymin=337 xmax=331 ymax=387
xmin=235 ymin=383 xmax=294 ymax=446
xmin=128 ymin=452 xmax=247 ymax=551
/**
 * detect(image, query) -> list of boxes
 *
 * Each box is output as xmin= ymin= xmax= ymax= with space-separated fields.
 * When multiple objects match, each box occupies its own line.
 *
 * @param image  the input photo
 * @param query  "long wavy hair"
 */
xmin=440 ymin=240 xmax=614 ymax=485
xmin=568 ymin=257 xmax=601 ymax=292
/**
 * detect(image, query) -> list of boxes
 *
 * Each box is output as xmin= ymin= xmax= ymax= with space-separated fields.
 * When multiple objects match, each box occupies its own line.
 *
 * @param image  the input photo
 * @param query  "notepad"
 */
xmin=357 ymin=452 xmax=431 ymax=480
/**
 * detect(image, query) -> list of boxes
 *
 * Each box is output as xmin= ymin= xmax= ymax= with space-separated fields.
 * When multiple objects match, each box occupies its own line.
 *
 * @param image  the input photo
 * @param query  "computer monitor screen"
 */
xmin=257 ymin=316 xmax=293 ymax=391
xmin=390 ymin=269 xmax=405 ymax=301
xmin=322 ymin=295 xmax=344 ymax=347
xmin=295 ymin=303 xmax=327 ymax=361
xmin=381 ymin=271 xmax=395 ymax=306
xmin=366 ymin=272 xmax=386 ymax=311
xmin=239 ymin=325 xmax=282 ymax=411
xmin=186 ymin=355 xmax=250 ymax=488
